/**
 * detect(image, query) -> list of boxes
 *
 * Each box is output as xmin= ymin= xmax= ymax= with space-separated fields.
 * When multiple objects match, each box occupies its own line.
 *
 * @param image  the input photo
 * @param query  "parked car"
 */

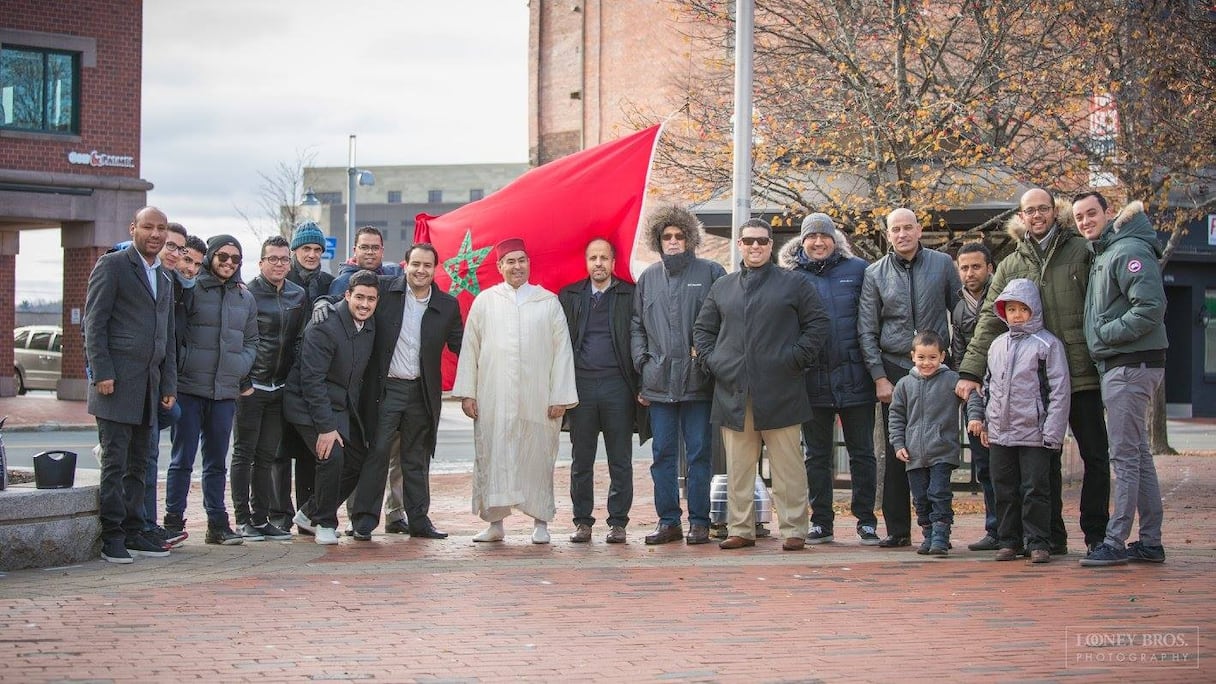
xmin=13 ymin=325 xmax=62 ymax=394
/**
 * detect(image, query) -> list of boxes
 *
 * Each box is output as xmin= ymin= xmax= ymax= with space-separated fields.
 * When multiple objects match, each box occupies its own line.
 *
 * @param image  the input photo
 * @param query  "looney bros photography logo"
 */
xmin=1065 ymin=626 xmax=1199 ymax=669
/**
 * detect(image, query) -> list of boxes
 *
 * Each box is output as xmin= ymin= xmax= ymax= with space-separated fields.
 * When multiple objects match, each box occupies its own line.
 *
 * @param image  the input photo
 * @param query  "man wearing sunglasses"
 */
xmin=631 ymin=205 xmax=726 ymax=546
xmin=694 ymin=219 xmax=828 ymax=551
xmin=164 ymin=235 xmax=259 ymax=546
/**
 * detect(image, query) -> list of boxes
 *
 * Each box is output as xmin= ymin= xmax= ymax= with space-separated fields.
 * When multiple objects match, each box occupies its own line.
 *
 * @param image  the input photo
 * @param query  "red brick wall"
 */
xmin=59 ymin=246 xmax=104 ymax=381
xmin=0 ymin=0 xmax=143 ymax=176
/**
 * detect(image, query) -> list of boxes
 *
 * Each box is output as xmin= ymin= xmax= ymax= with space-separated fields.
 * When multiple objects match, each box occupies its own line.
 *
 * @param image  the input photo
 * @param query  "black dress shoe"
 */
xmin=352 ymin=528 xmax=373 ymax=541
xmin=410 ymin=524 xmax=449 ymax=539
xmin=384 ymin=520 xmax=410 ymax=534
xmin=877 ymin=535 xmax=912 ymax=548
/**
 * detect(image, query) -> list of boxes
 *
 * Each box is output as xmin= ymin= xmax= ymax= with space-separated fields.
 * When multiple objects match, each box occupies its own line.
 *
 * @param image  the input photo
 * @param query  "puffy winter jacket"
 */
xmin=1084 ymin=201 xmax=1168 ymax=371
xmin=982 ymin=278 xmax=1072 ymax=449
xmin=779 ymin=236 xmax=875 ymax=408
xmin=631 ymin=251 xmax=726 ymax=403
xmin=858 ymin=246 xmax=961 ymax=379
xmin=960 ymin=204 xmax=1098 ymax=393
xmin=177 ymin=270 xmax=259 ymax=399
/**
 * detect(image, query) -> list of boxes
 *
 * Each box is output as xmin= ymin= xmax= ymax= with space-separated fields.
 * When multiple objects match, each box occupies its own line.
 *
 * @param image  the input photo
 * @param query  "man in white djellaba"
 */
xmin=453 ymin=237 xmax=578 ymax=544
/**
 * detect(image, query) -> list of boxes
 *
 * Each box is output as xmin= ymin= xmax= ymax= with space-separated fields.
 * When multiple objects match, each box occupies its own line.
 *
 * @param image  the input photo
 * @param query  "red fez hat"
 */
xmin=495 ymin=237 xmax=527 ymax=261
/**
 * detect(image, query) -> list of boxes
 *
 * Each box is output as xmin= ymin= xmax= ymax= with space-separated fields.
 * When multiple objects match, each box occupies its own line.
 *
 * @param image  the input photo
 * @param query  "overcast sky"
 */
xmin=17 ymin=0 xmax=529 ymax=301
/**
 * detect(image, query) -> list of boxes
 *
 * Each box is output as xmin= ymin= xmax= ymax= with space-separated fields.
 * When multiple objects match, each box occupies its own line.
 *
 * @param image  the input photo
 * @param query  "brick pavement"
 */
xmin=1 ymin=445 xmax=1213 ymax=682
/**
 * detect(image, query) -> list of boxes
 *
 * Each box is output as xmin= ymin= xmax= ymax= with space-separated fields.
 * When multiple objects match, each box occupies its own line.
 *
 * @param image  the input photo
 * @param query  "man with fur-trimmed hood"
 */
xmin=630 ymin=204 xmax=726 ymax=546
xmin=779 ymin=213 xmax=880 ymax=546
xmin=956 ymin=187 xmax=1110 ymax=556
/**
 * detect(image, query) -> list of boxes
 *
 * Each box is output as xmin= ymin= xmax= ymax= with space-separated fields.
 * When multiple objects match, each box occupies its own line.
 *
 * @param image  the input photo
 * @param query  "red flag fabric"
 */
xmin=415 ymin=124 xmax=663 ymax=390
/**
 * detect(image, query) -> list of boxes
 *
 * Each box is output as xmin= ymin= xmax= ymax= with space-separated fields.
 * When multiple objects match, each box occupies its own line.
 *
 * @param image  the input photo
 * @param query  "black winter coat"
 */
xmin=246 ymin=276 xmax=308 ymax=388
xmin=360 ymin=278 xmax=463 ymax=453
xmin=693 ymin=262 xmax=829 ymax=431
xmin=283 ymin=302 xmax=375 ymax=444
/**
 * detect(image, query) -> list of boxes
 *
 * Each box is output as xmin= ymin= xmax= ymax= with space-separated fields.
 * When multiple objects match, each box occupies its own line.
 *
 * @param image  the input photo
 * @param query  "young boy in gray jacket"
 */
xmin=967 ymin=278 xmax=1071 ymax=564
xmin=889 ymin=330 xmax=983 ymax=556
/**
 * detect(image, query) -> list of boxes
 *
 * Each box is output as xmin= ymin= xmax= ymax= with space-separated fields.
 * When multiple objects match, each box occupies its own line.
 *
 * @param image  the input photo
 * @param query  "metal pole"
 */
xmin=730 ymin=0 xmax=754 ymax=270
xmin=346 ymin=134 xmax=357 ymax=260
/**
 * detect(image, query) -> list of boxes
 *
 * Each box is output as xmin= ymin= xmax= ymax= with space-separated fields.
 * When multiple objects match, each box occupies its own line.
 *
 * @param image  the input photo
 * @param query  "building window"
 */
xmin=428 ymin=190 xmax=443 ymax=203
xmin=387 ymin=191 xmax=402 ymax=204
xmin=470 ymin=188 xmax=484 ymax=202
xmin=0 ymin=45 xmax=79 ymax=134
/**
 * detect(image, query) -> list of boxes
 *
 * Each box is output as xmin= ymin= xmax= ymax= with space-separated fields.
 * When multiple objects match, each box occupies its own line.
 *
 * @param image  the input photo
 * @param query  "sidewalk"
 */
xmin=1 ymin=394 xmax=1214 ymax=681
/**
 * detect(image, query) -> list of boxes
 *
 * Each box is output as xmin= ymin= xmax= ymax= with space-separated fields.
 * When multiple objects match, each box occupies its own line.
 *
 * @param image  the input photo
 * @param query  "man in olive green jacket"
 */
xmin=955 ymin=188 xmax=1109 ymax=554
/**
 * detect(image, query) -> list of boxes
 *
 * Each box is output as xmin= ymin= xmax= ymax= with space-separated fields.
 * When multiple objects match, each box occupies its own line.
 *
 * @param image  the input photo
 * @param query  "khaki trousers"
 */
xmin=721 ymin=401 xmax=808 ymax=540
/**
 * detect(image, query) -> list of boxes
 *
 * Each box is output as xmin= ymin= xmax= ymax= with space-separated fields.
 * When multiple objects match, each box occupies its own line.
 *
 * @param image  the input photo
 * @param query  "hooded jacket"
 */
xmin=959 ymin=199 xmax=1099 ymax=393
xmin=630 ymin=205 xmax=726 ymax=403
xmin=177 ymin=238 xmax=259 ymax=399
xmin=779 ymin=234 xmax=875 ymax=408
xmin=982 ymin=278 xmax=1071 ymax=449
xmin=858 ymin=245 xmax=961 ymax=378
xmin=1084 ymin=201 xmax=1168 ymax=370
xmin=888 ymin=366 xmax=976 ymax=469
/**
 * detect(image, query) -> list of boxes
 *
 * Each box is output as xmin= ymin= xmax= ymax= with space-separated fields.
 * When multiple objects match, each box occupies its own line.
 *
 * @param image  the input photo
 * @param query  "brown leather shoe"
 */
xmin=719 ymin=535 xmax=756 ymax=549
xmin=782 ymin=537 xmax=806 ymax=551
xmin=644 ymin=523 xmax=684 ymax=545
xmin=1030 ymin=548 xmax=1050 ymax=564
xmin=569 ymin=524 xmax=592 ymax=543
xmin=605 ymin=526 xmax=626 ymax=544
xmin=995 ymin=547 xmax=1019 ymax=561
xmin=686 ymin=524 xmax=710 ymax=545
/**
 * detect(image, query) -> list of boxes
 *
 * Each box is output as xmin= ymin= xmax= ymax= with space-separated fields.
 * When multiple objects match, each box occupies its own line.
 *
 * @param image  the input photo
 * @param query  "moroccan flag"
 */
xmin=415 ymin=123 xmax=664 ymax=389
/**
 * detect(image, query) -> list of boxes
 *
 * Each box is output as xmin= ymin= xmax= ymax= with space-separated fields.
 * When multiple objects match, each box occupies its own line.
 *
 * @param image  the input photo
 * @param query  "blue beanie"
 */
xmin=291 ymin=221 xmax=325 ymax=250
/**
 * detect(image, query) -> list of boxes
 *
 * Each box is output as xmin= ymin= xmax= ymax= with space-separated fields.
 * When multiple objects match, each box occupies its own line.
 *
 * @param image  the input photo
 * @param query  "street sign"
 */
xmin=324 ymin=236 xmax=337 ymax=260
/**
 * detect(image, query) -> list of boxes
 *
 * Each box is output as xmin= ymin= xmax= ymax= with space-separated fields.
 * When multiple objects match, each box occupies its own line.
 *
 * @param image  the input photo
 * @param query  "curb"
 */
xmin=5 ymin=422 xmax=96 ymax=433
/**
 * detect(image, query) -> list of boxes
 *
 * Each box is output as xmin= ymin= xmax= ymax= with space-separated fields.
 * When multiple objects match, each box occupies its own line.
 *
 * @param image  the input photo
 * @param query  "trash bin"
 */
xmin=709 ymin=473 xmax=773 ymax=525
xmin=33 ymin=450 xmax=77 ymax=489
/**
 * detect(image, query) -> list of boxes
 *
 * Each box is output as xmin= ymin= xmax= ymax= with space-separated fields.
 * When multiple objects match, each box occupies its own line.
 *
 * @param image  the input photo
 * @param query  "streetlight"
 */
xmin=346 ymin=134 xmax=375 ymax=258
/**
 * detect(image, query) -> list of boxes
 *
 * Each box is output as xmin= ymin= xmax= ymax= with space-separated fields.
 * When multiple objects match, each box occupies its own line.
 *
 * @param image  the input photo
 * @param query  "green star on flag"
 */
xmin=442 ymin=230 xmax=493 ymax=297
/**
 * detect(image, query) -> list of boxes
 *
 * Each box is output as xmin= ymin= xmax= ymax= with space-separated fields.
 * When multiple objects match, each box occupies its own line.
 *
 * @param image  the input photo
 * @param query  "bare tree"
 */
xmin=236 ymin=148 xmax=318 ymax=240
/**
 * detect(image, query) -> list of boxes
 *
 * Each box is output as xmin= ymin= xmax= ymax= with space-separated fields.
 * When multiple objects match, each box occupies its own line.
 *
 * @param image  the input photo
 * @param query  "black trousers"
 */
xmin=292 ymin=422 xmax=367 ymax=529
xmin=991 ymin=443 xmax=1053 ymax=552
xmin=880 ymin=361 xmax=912 ymax=538
xmin=269 ymin=417 xmax=316 ymax=528
xmin=230 ymin=388 xmax=283 ymax=527
xmin=569 ymin=373 xmax=635 ymax=528
xmin=97 ymin=417 xmax=153 ymax=541
xmin=1052 ymin=389 xmax=1110 ymax=548
xmin=353 ymin=377 xmax=433 ymax=530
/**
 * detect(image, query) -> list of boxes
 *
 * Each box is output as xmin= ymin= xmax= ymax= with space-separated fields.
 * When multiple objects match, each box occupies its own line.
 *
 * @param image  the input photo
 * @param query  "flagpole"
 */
xmin=730 ymin=0 xmax=754 ymax=270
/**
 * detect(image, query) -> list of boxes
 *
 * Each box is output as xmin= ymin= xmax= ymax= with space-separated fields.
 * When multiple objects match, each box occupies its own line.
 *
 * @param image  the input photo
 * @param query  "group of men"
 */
xmin=86 ymin=209 xmax=456 ymax=562
xmin=87 ymin=187 xmax=1168 ymax=568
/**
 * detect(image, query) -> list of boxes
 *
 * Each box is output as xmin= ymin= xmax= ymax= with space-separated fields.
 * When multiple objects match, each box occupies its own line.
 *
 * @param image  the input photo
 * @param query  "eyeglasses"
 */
xmin=739 ymin=236 xmax=771 ymax=246
xmin=163 ymin=241 xmax=187 ymax=255
xmin=214 ymin=253 xmax=242 ymax=266
xmin=261 ymin=256 xmax=290 ymax=265
xmin=660 ymin=232 xmax=686 ymax=242
xmin=356 ymin=244 xmax=384 ymax=252
xmin=1021 ymin=205 xmax=1053 ymax=216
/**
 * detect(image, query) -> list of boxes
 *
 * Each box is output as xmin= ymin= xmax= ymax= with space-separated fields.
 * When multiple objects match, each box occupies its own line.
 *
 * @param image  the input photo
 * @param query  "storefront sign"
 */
xmin=67 ymin=150 xmax=136 ymax=169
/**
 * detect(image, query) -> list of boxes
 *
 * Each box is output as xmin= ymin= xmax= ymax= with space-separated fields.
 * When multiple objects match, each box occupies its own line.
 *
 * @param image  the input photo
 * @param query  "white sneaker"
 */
xmin=315 ymin=526 xmax=339 ymax=545
xmin=532 ymin=521 xmax=550 ymax=545
xmin=472 ymin=521 xmax=505 ymax=542
xmin=293 ymin=509 xmax=316 ymax=535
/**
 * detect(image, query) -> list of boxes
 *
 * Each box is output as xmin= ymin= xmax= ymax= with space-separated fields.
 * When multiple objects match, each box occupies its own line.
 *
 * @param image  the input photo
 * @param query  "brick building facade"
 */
xmin=0 ymin=0 xmax=148 ymax=399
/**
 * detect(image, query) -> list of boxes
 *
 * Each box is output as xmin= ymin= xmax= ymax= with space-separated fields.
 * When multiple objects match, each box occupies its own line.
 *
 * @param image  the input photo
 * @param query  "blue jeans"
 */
xmin=142 ymin=401 xmax=181 ymax=530
xmin=801 ymin=404 xmax=877 ymax=531
xmin=165 ymin=393 xmax=237 ymax=528
xmin=907 ymin=463 xmax=955 ymax=527
xmin=648 ymin=400 xmax=711 ymax=527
